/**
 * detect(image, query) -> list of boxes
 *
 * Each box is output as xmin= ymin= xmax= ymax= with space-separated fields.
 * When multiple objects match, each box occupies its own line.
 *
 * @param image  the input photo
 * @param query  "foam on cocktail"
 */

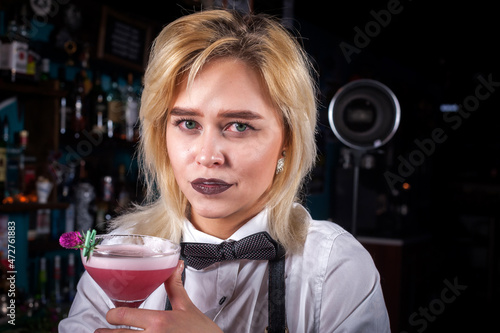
xmin=83 ymin=244 xmax=179 ymax=271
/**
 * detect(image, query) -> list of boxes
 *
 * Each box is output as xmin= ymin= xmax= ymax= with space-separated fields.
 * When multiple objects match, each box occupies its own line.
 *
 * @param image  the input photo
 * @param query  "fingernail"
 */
xmin=178 ymin=260 xmax=184 ymax=273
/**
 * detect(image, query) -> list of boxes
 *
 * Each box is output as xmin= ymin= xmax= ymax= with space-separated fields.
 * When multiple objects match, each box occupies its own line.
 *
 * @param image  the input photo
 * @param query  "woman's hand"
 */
xmin=95 ymin=261 xmax=222 ymax=333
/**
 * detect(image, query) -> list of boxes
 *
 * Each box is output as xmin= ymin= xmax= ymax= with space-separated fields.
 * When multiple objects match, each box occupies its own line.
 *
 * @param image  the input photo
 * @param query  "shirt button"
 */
xmin=219 ymin=296 xmax=227 ymax=305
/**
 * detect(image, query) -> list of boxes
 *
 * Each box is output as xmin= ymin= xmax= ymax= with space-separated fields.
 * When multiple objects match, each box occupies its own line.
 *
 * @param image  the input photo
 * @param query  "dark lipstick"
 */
xmin=191 ymin=178 xmax=232 ymax=195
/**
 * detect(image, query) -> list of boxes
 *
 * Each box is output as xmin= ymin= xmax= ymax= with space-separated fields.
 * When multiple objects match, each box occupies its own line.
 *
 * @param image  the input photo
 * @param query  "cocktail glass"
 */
xmin=82 ymin=234 xmax=180 ymax=309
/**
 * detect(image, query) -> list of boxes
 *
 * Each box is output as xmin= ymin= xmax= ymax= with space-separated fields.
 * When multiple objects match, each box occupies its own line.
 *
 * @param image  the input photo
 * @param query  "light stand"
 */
xmin=328 ymin=79 xmax=400 ymax=236
xmin=350 ymin=149 xmax=363 ymax=237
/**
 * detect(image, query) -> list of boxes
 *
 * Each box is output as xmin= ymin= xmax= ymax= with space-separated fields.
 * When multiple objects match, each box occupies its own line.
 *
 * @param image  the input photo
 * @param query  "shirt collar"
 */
xmin=182 ymin=209 xmax=270 ymax=243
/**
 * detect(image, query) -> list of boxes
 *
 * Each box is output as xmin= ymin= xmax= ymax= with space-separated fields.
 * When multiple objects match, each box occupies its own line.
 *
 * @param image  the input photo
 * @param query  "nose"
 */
xmin=195 ymin=130 xmax=225 ymax=167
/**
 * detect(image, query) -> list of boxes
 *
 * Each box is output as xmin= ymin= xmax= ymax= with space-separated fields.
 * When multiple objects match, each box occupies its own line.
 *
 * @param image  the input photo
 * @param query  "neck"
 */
xmin=189 ymin=206 xmax=263 ymax=240
xmin=191 ymin=219 xmax=247 ymax=240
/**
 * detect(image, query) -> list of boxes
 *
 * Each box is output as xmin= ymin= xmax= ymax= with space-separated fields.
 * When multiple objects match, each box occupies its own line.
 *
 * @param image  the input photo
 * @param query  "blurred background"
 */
xmin=0 ymin=0 xmax=498 ymax=331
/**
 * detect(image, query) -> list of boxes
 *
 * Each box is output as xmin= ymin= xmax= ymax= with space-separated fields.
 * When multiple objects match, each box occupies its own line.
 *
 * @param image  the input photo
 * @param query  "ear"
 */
xmin=280 ymin=129 xmax=290 ymax=155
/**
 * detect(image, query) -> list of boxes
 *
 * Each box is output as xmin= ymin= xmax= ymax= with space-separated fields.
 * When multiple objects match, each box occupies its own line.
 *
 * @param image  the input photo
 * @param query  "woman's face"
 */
xmin=166 ymin=58 xmax=284 ymax=235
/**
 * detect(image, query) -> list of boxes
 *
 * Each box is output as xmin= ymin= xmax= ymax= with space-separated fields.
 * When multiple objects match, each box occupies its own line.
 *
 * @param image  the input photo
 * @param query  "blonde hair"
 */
xmin=111 ymin=9 xmax=317 ymax=252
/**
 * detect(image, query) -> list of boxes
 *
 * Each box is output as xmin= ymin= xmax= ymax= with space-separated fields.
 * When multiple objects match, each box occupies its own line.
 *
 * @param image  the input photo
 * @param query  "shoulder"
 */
xmin=307 ymin=218 xmax=348 ymax=242
xmin=306 ymin=218 xmax=376 ymax=273
xmin=291 ymin=204 xmax=365 ymax=259
xmin=290 ymin=204 xmax=377 ymax=278
xmin=306 ymin=219 xmax=374 ymax=266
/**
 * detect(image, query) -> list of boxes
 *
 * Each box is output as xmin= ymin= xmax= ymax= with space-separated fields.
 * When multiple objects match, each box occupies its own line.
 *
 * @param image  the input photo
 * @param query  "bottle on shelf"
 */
xmin=102 ymin=175 xmax=114 ymax=203
xmin=59 ymin=163 xmax=76 ymax=233
xmin=2 ymin=115 xmax=9 ymax=144
xmin=0 ymin=16 xmax=29 ymax=82
xmin=39 ymin=58 xmax=51 ymax=81
xmin=88 ymin=71 xmax=109 ymax=137
xmin=58 ymin=66 xmax=71 ymax=143
xmin=22 ymin=1 xmax=38 ymax=79
xmin=72 ymin=71 xmax=88 ymax=139
xmin=125 ymin=73 xmax=140 ymax=142
xmin=95 ymin=174 xmax=115 ymax=230
xmin=81 ymin=70 xmax=93 ymax=95
xmin=54 ymin=255 xmax=62 ymax=304
xmin=39 ymin=257 xmax=47 ymax=305
xmin=66 ymin=253 xmax=76 ymax=302
xmin=0 ymin=2 xmax=41 ymax=83
xmin=17 ymin=130 xmax=28 ymax=200
xmin=74 ymin=160 xmax=95 ymax=232
xmin=106 ymin=73 xmax=125 ymax=140
xmin=117 ymin=164 xmax=131 ymax=209
xmin=35 ymin=208 xmax=51 ymax=237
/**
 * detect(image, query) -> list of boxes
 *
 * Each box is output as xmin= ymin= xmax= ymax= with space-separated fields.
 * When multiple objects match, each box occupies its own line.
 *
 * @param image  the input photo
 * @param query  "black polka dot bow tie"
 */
xmin=181 ymin=232 xmax=283 ymax=270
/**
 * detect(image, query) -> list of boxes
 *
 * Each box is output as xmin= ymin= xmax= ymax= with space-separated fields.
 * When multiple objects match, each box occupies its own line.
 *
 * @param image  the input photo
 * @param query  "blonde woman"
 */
xmin=59 ymin=9 xmax=390 ymax=333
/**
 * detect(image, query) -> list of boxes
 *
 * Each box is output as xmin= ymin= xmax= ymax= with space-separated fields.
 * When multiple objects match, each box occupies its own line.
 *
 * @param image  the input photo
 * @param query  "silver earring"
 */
xmin=276 ymin=158 xmax=285 ymax=174
xmin=276 ymin=151 xmax=286 ymax=174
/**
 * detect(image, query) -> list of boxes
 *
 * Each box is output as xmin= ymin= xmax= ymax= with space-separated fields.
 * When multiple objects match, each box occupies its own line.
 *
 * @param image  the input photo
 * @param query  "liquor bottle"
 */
xmin=124 ymin=73 xmax=139 ymax=142
xmin=74 ymin=160 xmax=95 ymax=231
xmin=62 ymin=164 xmax=76 ymax=233
xmin=95 ymin=174 xmax=115 ymax=230
xmin=39 ymin=257 xmax=47 ymax=305
xmin=0 ymin=17 xmax=29 ymax=82
xmin=106 ymin=74 xmax=125 ymax=140
xmin=88 ymin=72 xmax=109 ymax=136
xmin=54 ymin=255 xmax=62 ymax=304
xmin=35 ymin=209 xmax=50 ymax=237
xmin=81 ymin=70 xmax=93 ymax=95
xmin=116 ymin=164 xmax=131 ymax=208
xmin=2 ymin=115 xmax=9 ymax=144
xmin=67 ymin=253 xmax=76 ymax=301
xmin=39 ymin=58 xmax=50 ymax=81
xmin=72 ymin=71 xmax=87 ymax=139
xmin=58 ymin=66 xmax=71 ymax=142
xmin=102 ymin=175 xmax=114 ymax=202
xmin=17 ymin=130 xmax=28 ymax=196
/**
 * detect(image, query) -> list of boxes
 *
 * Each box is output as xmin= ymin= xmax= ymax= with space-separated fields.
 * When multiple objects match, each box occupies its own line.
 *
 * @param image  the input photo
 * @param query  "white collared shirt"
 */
xmin=59 ymin=204 xmax=390 ymax=332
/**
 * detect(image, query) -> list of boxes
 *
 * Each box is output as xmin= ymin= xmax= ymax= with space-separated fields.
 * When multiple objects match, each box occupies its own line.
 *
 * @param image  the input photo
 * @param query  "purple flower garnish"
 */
xmin=59 ymin=231 xmax=84 ymax=249
xmin=59 ymin=229 xmax=98 ymax=262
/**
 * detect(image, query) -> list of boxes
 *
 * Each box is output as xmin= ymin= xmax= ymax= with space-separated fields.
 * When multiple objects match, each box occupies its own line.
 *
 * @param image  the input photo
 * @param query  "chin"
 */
xmin=193 ymin=209 xmax=231 ymax=220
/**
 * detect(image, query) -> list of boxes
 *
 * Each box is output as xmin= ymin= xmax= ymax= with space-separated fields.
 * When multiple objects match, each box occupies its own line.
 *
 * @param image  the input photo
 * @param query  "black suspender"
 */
xmin=266 ymin=247 xmax=287 ymax=333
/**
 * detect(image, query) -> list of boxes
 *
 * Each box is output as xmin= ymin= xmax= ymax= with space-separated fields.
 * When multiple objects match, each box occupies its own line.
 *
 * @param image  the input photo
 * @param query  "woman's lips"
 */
xmin=191 ymin=178 xmax=232 ymax=195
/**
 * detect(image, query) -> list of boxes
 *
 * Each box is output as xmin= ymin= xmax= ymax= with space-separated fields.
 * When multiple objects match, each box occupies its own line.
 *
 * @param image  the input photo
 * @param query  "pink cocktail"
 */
xmin=82 ymin=234 xmax=180 ymax=308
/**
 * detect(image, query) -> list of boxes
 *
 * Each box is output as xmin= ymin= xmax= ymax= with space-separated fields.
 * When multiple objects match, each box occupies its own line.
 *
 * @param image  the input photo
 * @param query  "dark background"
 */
xmin=290 ymin=2 xmax=499 ymax=332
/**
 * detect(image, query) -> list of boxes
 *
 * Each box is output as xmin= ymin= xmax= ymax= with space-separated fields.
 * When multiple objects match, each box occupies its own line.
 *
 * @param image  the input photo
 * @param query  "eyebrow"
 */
xmin=169 ymin=107 xmax=200 ymax=117
xmin=219 ymin=110 xmax=263 ymax=120
xmin=170 ymin=107 xmax=263 ymax=120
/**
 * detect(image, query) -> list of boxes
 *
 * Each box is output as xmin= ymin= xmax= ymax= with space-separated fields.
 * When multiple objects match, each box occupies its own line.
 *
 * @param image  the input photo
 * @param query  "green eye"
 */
xmin=185 ymin=120 xmax=196 ymax=129
xmin=234 ymin=123 xmax=247 ymax=132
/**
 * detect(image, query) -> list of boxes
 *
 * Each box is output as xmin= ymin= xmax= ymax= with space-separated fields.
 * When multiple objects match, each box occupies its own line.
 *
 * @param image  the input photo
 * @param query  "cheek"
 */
xmin=239 ymin=148 xmax=277 ymax=183
xmin=167 ymin=129 xmax=187 ymax=156
xmin=166 ymin=133 xmax=185 ymax=173
xmin=167 ymin=146 xmax=191 ymax=173
xmin=167 ymin=150 xmax=189 ymax=189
